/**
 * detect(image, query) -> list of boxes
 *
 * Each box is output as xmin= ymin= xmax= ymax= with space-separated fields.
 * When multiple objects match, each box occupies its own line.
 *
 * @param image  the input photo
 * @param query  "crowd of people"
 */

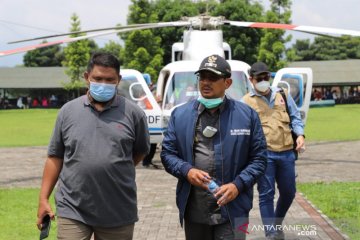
xmin=0 ymin=94 xmax=60 ymax=109
xmin=311 ymin=87 xmax=360 ymax=104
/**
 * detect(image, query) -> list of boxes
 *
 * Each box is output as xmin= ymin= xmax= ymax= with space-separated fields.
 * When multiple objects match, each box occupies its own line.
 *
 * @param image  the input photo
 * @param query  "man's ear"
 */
xmin=84 ymin=72 xmax=90 ymax=88
xmin=225 ymin=78 xmax=232 ymax=89
xmin=84 ymin=72 xmax=89 ymax=82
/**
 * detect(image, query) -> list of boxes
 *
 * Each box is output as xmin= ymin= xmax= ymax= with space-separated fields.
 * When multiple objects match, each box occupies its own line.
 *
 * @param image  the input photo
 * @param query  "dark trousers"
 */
xmin=142 ymin=143 xmax=157 ymax=166
xmin=257 ymin=150 xmax=296 ymax=236
xmin=184 ymin=220 xmax=243 ymax=240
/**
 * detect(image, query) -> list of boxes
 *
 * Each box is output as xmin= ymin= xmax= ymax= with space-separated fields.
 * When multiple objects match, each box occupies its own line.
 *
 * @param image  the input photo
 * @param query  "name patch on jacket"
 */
xmin=230 ymin=129 xmax=250 ymax=136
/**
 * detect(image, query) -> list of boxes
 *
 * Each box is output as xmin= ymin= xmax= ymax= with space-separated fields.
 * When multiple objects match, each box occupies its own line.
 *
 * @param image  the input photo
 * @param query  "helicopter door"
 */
xmin=272 ymin=68 xmax=313 ymax=124
xmin=119 ymin=69 xmax=162 ymax=144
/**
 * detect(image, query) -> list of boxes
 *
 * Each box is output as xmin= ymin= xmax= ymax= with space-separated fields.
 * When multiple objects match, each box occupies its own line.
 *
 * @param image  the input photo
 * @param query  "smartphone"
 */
xmin=39 ymin=215 xmax=51 ymax=240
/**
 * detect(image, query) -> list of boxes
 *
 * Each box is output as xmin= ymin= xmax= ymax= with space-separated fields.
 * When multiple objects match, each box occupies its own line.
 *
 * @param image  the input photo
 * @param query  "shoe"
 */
xmin=151 ymin=163 xmax=163 ymax=169
xmin=143 ymin=163 xmax=162 ymax=169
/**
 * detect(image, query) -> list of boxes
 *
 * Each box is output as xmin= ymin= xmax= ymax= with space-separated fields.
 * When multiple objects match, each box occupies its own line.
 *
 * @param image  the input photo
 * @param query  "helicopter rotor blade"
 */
xmin=3 ymin=15 xmax=360 ymax=58
xmin=1 ymin=21 xmax=190 ymax=57
xmin=8 ymin=23 xmax=156 ymax=44
xmin=224 ymin=20 xmax=360 ymax=37
xmin=8 ymin=21 xmax=189 ymax=44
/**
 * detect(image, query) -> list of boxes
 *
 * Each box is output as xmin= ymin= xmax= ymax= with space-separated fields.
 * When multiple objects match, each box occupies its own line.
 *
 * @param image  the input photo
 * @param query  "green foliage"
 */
xmin=128 ymin=0 xmax=158 ymax=24
xmin=258 ymin=0 xmax=292 ymax=70
xmin=0 ymin=188 xmax=56 ymax=240
xmin=62 ymin=13 xmax=91 ymax=96
xmin=100 ymin=40 xmax=123 ymax=65
xmin=0 ymin=109 xmax=58 ymax=147
xmin=152 ymin=0 xmax=200 ymax=64
xmin=23 ymin=42 xmax=64 ymax=67
xmin=292 ymin=36 xmax=360 ymax=61
xmin=298 ymin=182 xmax=360 ymax=239
xmin=125 ymin=0 xmax=268 ymax=70
xmin=213 ymin=0 xmax=264 ymax=64
xmin=123 ymin=0 xmax=164 ymax=82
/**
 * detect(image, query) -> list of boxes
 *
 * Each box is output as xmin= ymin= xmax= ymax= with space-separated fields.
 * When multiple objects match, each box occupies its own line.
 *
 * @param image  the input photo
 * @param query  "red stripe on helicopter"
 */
xmin=250 ymin=23 xmax=297 ymax=30
xmin=0 ymin=39 xmax=70 ymax=56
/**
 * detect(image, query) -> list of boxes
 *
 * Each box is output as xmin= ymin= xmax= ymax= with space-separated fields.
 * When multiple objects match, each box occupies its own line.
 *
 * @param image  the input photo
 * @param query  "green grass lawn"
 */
xmin=0 ymin=109 xmax=58 ymax=147
xmin=0 ymin=188 xmax=56 ymax=240
xmin=305 ymin=104 xmax=360 ymax=141
xmin=298 ymin=182 xmax=360 ymax=239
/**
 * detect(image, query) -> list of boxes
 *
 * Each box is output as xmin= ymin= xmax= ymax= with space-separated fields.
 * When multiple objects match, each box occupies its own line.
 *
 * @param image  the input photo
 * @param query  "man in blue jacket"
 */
xmin=161 ymin=54 xmax=267 ymax=240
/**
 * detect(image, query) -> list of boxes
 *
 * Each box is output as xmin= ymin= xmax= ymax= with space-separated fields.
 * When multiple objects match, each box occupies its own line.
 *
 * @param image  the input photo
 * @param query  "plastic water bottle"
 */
xmin=207 ymin=180 xmax=220 ymax=194
xmin=299 ymin=146 xmax=306 ymax=153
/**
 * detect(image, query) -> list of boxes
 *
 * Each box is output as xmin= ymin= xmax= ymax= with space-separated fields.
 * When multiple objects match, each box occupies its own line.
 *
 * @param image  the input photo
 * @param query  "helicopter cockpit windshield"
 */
xmin=164 ymin=70 xmax=250 ymax=110
xmin=164 ymin=71 xmax=198 ymax=110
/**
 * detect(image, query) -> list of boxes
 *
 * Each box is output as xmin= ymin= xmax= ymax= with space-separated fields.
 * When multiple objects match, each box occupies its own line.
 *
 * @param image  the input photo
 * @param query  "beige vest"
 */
xmin=243 ymin=90 xmax=293 ymax=152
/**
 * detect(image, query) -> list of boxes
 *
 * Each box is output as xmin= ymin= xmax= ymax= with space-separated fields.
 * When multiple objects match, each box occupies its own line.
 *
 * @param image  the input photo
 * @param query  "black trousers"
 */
xmin=142 ymin=143 xmax=157 ymax=166
xmin=184 ymin=220 xmax=246 ymax=240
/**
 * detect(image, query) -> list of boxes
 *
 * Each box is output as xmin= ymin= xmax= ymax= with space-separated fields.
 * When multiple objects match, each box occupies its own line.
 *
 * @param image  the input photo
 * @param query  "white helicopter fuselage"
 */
xmin=172 ymin=30 xmax=232 ymax=62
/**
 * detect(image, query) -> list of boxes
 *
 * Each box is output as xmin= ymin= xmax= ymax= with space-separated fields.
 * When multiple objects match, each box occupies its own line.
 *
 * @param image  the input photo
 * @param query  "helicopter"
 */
xmin=1 ymin=15 xmax=360 ymax=146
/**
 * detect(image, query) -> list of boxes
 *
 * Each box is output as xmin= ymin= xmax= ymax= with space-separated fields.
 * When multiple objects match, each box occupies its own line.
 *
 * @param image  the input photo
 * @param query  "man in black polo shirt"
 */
xmin=36 ymin=52 xmax=150 ymax=240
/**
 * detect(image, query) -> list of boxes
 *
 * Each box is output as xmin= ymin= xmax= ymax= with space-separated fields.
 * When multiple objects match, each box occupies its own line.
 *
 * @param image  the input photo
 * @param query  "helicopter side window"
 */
xmin=277 ymin=75 xmax=303 ymax=108
xmin=118 ymin=77 xmax=134 ymax=100
xmin=119 ymin=75 xmax=154 ymax=110
xmin=164 ymin=72 xmax=198 ymax=110
xmin=226 ymin=71 xmax=249 ymax=101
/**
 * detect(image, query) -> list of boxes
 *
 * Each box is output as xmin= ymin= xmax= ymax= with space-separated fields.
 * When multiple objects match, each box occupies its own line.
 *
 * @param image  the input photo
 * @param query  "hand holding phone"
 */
xmin=39 ymin=215 xmax=51 ymax=240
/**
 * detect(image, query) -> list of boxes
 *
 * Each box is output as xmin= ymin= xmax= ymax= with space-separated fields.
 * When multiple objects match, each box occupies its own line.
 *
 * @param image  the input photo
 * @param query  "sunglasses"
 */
xmin=197 ymin=73 xmax=225 ymax=82
xmin=254 ymin=73 xmax=270 ymax=82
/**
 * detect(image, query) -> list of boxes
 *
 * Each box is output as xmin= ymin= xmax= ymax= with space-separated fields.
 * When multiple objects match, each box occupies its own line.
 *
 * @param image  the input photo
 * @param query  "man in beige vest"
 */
xmin=242 ymin=62 xmax=305 ymax=240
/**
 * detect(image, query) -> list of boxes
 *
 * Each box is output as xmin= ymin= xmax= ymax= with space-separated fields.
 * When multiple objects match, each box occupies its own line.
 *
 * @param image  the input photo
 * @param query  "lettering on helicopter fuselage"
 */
xmin=147 ymin=115 xmax=161 ymax=124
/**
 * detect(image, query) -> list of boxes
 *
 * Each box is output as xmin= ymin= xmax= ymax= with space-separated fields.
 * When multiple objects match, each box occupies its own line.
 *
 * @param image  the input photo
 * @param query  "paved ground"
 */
xmin=1 ymin=140 xmax=359 ymax=239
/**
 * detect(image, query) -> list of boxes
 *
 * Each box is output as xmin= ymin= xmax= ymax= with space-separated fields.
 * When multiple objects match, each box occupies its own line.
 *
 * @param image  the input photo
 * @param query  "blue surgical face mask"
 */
xmin=197 ymin=96 xmax=223 ymax=109
xmin=89 ymin=81 xmax=117 ymax=102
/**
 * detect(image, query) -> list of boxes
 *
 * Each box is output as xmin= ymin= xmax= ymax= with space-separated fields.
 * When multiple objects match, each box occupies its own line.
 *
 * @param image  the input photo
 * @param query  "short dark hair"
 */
xmin=87 ymin=52 xmax=120 ymax=75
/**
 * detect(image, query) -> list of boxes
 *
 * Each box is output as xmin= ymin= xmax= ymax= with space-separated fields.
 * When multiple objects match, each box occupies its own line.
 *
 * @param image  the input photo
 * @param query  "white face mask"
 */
xmin=255 ymin=81 xmax=270 ymax=93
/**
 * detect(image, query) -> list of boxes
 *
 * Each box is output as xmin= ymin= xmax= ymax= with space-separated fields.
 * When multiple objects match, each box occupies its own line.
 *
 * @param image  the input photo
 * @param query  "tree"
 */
xmin=23 ymin=42 xmax=64 ymax=67
xmin=152 ymin=0 xmax=200 ymax=64
xmin=100 ymin=40 xmax=123 ymax=65
xmin=124 ymin=30 xmax=163 ymax=81
xmin=292 ymin=36 xmax=360 ymax=61
xmin=213 ymin=0 xmax=264 ymax=64
xmin=62 ymin=13 xmax=91 ymax=97
xmin=123 ymin=0 xmax=163 ymax=82
xmin=258 ymin=0 xmax=292 ymax=71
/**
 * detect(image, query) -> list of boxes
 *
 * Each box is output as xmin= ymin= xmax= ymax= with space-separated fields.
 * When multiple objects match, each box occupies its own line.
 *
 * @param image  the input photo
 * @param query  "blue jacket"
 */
xmin=161 ymin=98 xmax=267 ymax=227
